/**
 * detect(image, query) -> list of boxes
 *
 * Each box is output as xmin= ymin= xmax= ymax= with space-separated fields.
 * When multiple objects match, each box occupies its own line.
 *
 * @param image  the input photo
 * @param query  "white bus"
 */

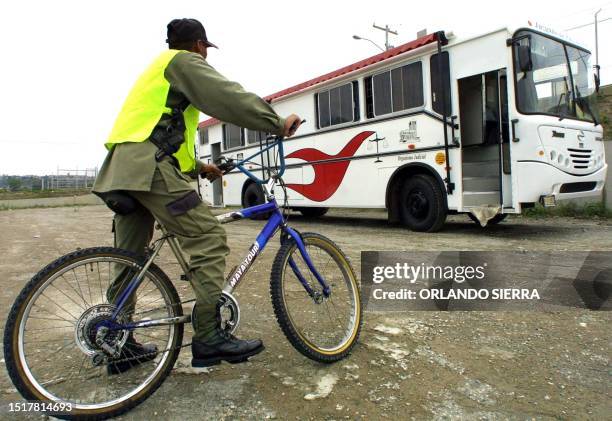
xmin=197 ymin=22 xmax=607 ymax=232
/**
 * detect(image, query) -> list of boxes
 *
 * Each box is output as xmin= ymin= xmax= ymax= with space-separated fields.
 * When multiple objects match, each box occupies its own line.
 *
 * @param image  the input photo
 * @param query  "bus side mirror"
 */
xmin=594 ymin=72 xmax=600 ymax=93
xmin=518 ymin=44 xmax=533 ymax=72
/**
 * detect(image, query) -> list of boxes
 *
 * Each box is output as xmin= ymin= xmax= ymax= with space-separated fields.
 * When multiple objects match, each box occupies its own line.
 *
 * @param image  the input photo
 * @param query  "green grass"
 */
xmin=0 ymin=189 xmax=91 ymax=200
xmin=0 ymin=203 xmax=99 ymax=211
xmin=523 ymin=201 xmax=612 ymax=219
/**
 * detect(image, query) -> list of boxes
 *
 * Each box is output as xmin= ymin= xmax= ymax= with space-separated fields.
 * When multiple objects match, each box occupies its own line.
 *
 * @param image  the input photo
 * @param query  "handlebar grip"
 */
xmin=289 ymin=119 xmax=306 ymax=133
xmin=217 ymin=162 xmax=235 ymax=174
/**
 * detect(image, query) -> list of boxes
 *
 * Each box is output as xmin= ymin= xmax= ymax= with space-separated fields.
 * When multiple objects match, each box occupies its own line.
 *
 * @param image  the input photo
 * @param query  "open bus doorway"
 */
xmin=210 ymin=143 xmax=224 ymax=207
xmin=458 ymin=69 xmax=511 ymax=223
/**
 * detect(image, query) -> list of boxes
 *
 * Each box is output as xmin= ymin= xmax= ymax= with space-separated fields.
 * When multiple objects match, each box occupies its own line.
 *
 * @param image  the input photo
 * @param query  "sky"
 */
xmin=0 ymin=0 xmax=610 ymax=176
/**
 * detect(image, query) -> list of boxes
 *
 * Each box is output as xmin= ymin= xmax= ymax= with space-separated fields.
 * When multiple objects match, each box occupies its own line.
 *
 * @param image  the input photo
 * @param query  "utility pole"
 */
xmin=372 ymin=23 xmax=398 ymax=50
xmin=594 ymin=8 xmax=601 ymax=84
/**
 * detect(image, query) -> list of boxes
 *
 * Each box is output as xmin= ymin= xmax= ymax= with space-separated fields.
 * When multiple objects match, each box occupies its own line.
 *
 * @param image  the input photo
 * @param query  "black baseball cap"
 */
xmin=166 ymin=18 xmax=218 ymax=48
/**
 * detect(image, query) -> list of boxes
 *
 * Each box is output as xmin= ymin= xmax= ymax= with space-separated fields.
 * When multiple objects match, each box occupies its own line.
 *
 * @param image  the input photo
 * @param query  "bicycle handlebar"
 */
xmin=206 ymin=119 xmax=306 ymax=183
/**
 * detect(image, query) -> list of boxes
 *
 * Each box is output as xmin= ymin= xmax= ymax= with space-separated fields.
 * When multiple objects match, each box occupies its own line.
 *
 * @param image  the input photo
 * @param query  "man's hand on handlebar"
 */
xmin=200 ymin=163 xmax=224 ymax=182
xmin=282 ymin=114 xmax=302 ymax=137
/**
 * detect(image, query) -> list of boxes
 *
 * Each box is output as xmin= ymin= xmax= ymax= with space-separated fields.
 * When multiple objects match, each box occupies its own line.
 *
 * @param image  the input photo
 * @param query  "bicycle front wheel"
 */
xmin=270 ymin=232 xmax=362 ymax=363
xmin=3 ymin=247 xmax=184 ymax=420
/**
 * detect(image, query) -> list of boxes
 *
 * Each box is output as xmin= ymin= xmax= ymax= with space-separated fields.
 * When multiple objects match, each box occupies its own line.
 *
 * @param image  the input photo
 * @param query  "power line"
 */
xmin=566 ymin=16 xmax=612 ymax=30
xmin=553 ymin=1 xmax=612 ymax=20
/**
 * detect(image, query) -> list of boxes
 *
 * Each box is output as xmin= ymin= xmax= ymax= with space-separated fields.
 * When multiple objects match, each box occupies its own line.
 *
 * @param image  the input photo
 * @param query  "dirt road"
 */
xmin=0 ymin=206 xmax=610 ymax=420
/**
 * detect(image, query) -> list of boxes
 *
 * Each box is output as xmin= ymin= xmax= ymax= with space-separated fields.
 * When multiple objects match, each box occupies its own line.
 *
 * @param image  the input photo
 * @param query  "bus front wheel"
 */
xmin=297 ymin=207 xmax=329 ymax=218
xmin=399 ymin=174 xmax=446 ymax=232
xmin=243 ymin=183 xmax=268 ymax=220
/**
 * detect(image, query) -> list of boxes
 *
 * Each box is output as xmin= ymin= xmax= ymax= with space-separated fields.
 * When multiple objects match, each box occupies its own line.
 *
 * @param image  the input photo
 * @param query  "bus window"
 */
xmin=430 ymin=52 xmax=451 ymax=115
xmin=373 ymin=71 xmax=392 ymax=115
xmin=247 ymin=129 xmax=268 ymax=145
xmin=199 ymin=128 xmax=209 ymax=145
xmin=316 ymin=90 xmax=330 ymax=128
xmin=364 ymin=76 xmax=374 ymax=118
xmin=222 ymin=123 xmax=243 ymax=150
xmin=370 ymin=61 xmax=424 ymax=117
xmin=316 ymin=82 xmax=357 ymax=129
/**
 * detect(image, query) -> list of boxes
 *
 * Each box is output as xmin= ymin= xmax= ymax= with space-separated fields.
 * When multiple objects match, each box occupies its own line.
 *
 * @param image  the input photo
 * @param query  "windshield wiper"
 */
xmin=574 ymin=85 xmax=598 ymax=126
xmin=557 ymin=76 xmax=571 ymax=121
xmin=556 ymin=92 xmax=566 ymax=121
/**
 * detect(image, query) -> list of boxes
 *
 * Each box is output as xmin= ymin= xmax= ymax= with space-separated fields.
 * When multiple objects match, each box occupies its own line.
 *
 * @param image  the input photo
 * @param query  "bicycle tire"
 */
xmin=270 ymin=233 xmax=362 ymax=363
xmin=3 ymin=247 xmax=184 ymax=420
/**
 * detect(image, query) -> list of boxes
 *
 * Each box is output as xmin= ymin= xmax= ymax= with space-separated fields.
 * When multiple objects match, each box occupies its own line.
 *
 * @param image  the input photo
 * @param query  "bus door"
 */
xmin=458 ymin=68 xmax=511 ymax=210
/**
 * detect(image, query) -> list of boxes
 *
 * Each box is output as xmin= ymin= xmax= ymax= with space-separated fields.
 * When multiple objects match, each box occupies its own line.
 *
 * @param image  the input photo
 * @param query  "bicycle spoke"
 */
xmin=11 ymin=249 xmax=189 ymax=413
xmin=48 ymin=280 xmax=87 ymax=312
xmin=83 ymin=264 xmax=94 ymax=305
xmin=96 ymin=262 xmax=105 ymax=304
xmin=327 ymin=295 xmax=349 ymax=323
xmin=26 ymin=315 xmax=76 ymax=324
xmin=128 ymin=299 xmax=172 ymax=318
xmin=32 ymin=300 xmax=79 ymax=324
xmin=71 ymin=269 xmax=91 ymax=308
xmin=25 ymin=325 xmax=74 ymax=332
xmin=24 ymin=337 xmax=71 ymax=345
xmin=279 ymin=237 xmax=359 ymax=352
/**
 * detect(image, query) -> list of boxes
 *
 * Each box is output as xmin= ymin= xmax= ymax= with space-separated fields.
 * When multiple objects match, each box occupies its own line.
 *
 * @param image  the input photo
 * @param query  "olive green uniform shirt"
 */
xmin=93 ymin=51 xmax=285 ymax=193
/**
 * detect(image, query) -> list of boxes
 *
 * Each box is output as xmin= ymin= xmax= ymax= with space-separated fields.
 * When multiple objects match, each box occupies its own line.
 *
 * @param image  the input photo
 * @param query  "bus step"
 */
xmin=462 ymin=191 xmax=500 ymax=207
xmin=462 ymin=176 xmax=499 ymax=191
xmin=462 ymin=161 xmax=499 ymax=177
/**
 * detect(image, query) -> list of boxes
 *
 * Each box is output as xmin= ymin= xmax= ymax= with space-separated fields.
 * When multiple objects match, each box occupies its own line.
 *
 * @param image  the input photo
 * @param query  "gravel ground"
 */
xmin=0 ymin=205 xmax=610 ymax=420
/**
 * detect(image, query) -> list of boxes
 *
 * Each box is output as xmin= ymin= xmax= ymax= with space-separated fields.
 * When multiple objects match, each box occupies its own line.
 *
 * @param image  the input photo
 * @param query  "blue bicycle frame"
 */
xmin=106 ymin=135 xmax=330 ymax=332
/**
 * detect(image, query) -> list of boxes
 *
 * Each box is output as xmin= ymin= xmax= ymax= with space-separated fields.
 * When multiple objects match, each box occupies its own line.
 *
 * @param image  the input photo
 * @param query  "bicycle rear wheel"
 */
xmin=3 ymin=247 xmax=184 ymax=420
xmin=270 ymin=232 xmax=362 ymax=363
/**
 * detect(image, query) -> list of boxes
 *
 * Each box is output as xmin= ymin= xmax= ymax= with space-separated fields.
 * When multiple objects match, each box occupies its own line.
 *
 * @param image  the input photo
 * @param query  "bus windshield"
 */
xmin=513 ymin=30 xmax=599 ymax=123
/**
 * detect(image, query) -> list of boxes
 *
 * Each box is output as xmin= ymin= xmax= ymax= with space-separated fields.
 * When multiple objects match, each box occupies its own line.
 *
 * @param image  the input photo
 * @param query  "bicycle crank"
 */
xmin=191 ymin=291 xmax=241 ymax=335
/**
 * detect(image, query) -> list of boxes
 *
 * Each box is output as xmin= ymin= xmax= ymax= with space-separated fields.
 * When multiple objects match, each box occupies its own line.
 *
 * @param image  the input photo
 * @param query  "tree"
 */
xmin=8 ymin=177 xmax=22 ymax=192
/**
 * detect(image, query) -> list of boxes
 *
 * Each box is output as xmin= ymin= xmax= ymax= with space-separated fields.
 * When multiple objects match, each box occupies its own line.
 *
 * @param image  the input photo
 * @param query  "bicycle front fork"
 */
xmin=283 ymin=227 xmax=331 ymax=298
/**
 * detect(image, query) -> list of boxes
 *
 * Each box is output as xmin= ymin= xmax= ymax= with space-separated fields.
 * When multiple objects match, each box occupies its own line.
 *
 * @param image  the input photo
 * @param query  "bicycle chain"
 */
xmin=101 ymin=341 xmax=192 ymax=366
xmin=100 ymin=299 xmax=197 ymax=366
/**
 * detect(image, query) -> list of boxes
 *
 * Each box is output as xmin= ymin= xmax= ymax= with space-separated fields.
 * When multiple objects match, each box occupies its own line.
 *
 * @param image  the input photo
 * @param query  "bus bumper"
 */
xmin=515 ymin=161 xmax=608 ymax=204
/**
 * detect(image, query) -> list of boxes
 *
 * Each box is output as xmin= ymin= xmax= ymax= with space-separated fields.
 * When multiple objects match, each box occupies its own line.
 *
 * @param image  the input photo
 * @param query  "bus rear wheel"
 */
xmin=399 ymin=174 xmax=446 ymax=232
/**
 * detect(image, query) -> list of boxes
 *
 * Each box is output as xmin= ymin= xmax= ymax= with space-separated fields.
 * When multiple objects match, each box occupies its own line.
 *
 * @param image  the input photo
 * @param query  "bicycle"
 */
xmin=3 ymin=128 xmax=363 ymax=420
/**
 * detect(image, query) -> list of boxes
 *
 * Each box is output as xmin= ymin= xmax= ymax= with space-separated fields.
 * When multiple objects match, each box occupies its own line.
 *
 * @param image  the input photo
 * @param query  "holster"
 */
xmin=149 ymin=99 xmax=190 ymax=164
xmin=94 ymin=190 xmax=140 ymax=215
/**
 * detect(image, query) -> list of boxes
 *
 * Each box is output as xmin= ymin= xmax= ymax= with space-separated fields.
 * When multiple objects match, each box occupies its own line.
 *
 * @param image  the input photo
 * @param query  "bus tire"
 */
xmin=399 ymin=174 xmax=446 ymax=232
xmin=297 ymin=207 xmax=329 ymax=218
xmin=242 ymin=183 xmax=268 ymax=220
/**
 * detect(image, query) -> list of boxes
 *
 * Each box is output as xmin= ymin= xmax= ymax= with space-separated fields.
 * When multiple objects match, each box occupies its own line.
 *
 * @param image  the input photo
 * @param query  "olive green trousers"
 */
xmin=108 ymin=158 xmax=229 ymax=342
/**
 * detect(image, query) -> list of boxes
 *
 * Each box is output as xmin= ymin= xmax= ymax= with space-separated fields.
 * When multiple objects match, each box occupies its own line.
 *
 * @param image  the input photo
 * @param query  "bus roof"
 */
xmin=198 ymin=32 xmax=442 ymax=129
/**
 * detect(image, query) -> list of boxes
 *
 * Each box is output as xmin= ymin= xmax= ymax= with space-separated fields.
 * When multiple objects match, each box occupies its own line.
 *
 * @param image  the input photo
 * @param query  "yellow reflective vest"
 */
xmin=106 ymin=50 xmax=200 ymax=173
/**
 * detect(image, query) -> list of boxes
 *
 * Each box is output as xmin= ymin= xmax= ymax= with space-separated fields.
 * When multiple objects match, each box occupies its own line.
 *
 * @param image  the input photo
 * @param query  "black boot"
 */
xmin=107 ymin=335 xmax=158 ymax=375
xmin=191 ymin=333 xmax=264 ymax=367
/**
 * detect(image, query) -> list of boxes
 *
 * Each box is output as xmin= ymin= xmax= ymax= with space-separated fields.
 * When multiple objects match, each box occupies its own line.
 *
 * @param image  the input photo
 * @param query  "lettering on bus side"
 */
xmin=398 ymin=153 xmax=427 ymax=162
xmin=228 ymin=241 xmax=260 ymax=289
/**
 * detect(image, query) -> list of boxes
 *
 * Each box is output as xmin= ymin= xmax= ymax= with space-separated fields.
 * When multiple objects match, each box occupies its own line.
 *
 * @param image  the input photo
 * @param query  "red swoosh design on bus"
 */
xmin=285 ymin=131 xmax=375 ymax=202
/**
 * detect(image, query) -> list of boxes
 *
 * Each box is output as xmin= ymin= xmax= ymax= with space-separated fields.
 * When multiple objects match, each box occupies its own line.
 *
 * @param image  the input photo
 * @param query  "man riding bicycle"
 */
xmin=92 ymin=17 xmax=302 ymax=372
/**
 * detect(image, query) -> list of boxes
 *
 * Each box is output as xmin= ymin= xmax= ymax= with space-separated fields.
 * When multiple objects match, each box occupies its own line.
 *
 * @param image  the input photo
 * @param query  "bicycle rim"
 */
xmin=15 ymin=254 xmax=178 ymax=411
xmin=280 ymin=235 xmax=360 ymax=354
